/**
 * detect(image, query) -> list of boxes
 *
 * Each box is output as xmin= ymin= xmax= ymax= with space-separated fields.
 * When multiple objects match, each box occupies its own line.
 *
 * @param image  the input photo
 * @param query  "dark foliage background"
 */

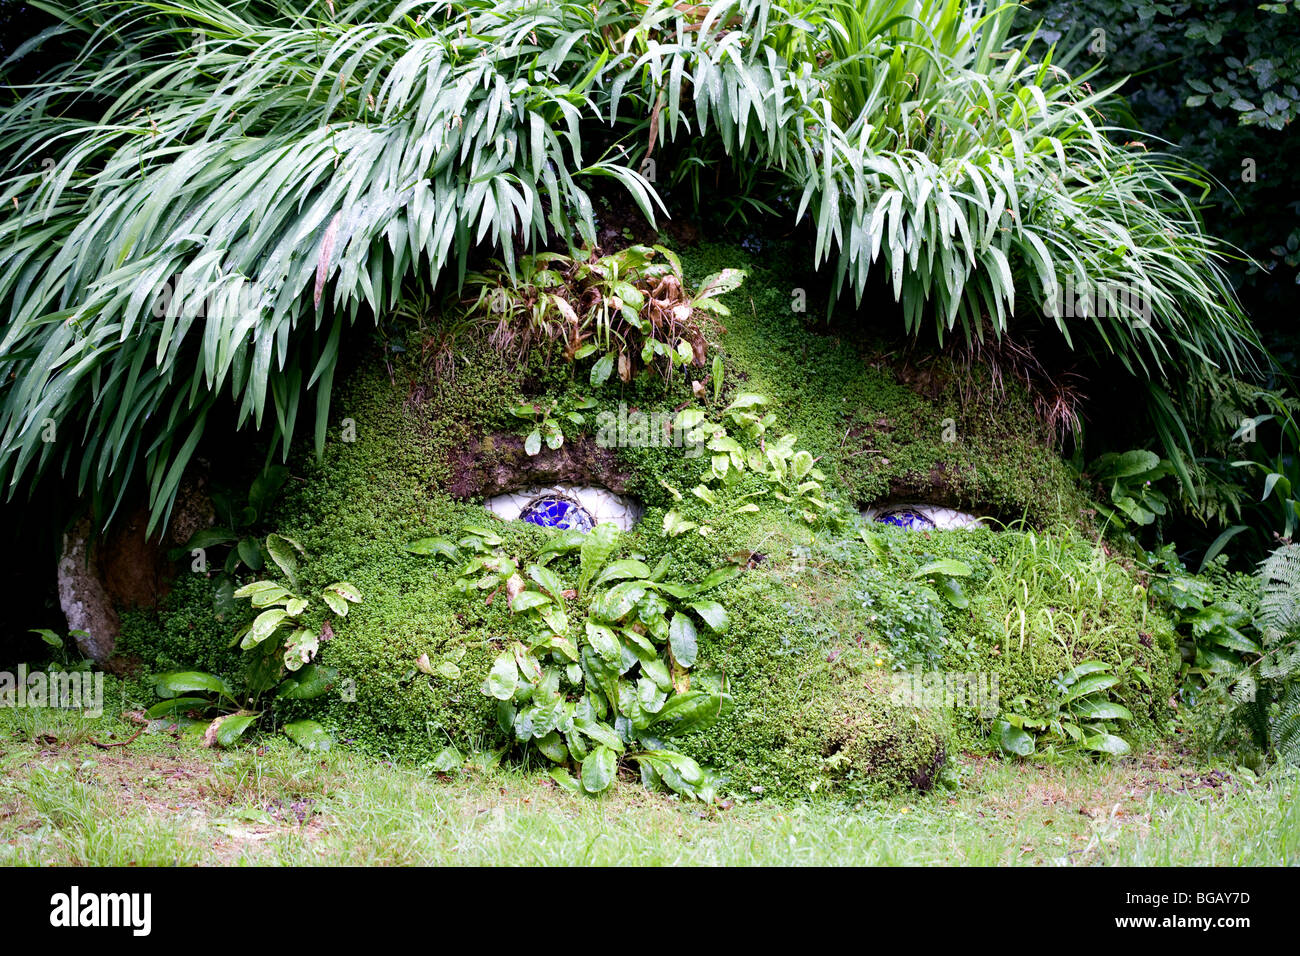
xmin=1018 ymin=0 xmax=1300 ymax=368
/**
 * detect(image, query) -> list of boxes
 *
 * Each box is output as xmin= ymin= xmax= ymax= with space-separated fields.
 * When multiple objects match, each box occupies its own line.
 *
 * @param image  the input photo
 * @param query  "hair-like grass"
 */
xmin=0 ymin=0 xmax=1259 ymax=529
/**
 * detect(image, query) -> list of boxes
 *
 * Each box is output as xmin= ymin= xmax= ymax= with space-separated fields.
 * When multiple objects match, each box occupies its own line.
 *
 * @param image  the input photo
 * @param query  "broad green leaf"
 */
xmin=912 ymin=559 xmax=973 ymax=579
xmin=687 ymin=600 xmax=729 ymax=632
xmin=241 ymin=608 xmax=289 ymax=649
xmin=152 ymin=671 xmax=234 ymax=700
xmin=592 ymin=558 xmax=651 ymax=589
xmin=668 ymin=612 xmax=698 ymax=667
xmin=283 ymin=719 xmax=332 ymax=752
xmin=998 ymin=720 xmax=1036 ymax=756
xmin=584 ymin=622 xmax=622 ymax=664
xmin=510 ymin=589 xmax=552 ymax=613
xmin=406 ymin=537 xmax=460 ymax=559
xmin=1083 ymin=733 xmax=1131 ymax=755
xmin=590 ymin=353 xmax=614 ymax=386
xmin=212 ymin=712 xmax=258 ymax=748
xmin=483 ymin=654 xmax=519 ymax=701
xmin=265 ymin=533 xmax=303 ymax=585
xmin=277 ymin=663 xmax=338 ymax=700
xmin=581 ymin=745 xmax=618 ymax=794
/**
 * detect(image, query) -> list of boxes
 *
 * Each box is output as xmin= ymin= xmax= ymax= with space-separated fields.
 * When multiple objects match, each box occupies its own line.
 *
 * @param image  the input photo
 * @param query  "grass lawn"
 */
xmin=1 ymin=709 xmax=1295 ymax=866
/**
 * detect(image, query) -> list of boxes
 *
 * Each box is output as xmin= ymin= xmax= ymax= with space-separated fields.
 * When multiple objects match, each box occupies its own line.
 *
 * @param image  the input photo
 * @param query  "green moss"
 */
xmin=671 ymin=572 xmax=951 ymax=800
xmin=678 ymin=240 xmax=1090 ymax=526
xmin=117 ymin=573 xmax=244 ymax=678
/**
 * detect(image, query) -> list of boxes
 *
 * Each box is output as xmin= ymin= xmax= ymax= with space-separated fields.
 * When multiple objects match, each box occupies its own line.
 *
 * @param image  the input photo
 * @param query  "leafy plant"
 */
xmin=1088 ymin=449 xmax=1176 ymax=529
xmin=910 ymin=558 xmax=974 ymax=610
xmin=996 ymin=659 xmax=1135 ymax=757
xmin=1021 ymin=0 xmax=1300 ymax=307
xmin=26 ymin=628 xmax=92 ymax=671
xmin=507 ymin=395 xmax=598 ymax=456
xmin=1210 ymin=544 xmax=1300 ymax=767
xmin=662 ymin=392 xmax=845 ymax=533
xmin=148 ymin=534 xmax=360 ymax=749
xmin=182 ymin=465 xmax=291 ymax=616
xmin=409 ymin=521 xmax=739 ymax=800
xmin=1144 ymin=544 xmax=1260 ymax=692
xmin=1231 ymin=389 xmax=1300 ymax=542
xmin=467 ymin=244 xmax=743 ymax=386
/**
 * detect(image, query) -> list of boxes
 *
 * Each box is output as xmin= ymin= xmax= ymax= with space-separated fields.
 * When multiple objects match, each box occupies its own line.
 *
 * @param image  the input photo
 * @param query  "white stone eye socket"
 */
xmin=862 ymin=504 xmax=984 ymax=530
xmin=485 ymin=485 xmax=642 ymax=531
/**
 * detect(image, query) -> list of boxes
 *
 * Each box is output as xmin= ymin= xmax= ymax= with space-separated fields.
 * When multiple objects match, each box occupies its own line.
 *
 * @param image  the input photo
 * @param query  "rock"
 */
xmin=447 ymin=432 xmax=631 ymax=500
xmin=56 ymin=518 xmax=119 ymax=661
xmin=55 ymin=472 xmax=215 ymax=661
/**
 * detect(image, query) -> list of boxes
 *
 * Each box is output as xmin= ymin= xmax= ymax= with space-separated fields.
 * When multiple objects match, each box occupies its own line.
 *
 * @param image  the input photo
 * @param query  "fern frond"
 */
xmin=1272 ymin=683 xmax=1300 ymax=766
xmin=1259 ymin=544 xmax=1300 ymax=640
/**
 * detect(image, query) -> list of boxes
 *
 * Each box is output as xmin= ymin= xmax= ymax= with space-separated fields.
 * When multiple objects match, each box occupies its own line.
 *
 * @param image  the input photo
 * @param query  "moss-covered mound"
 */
xmin=118 ymin=239 xmax=1177 ymax=801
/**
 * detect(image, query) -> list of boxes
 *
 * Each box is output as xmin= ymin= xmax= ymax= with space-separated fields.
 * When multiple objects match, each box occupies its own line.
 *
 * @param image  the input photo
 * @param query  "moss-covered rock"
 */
xmin=117 ymin=238 xmax=1177 ymax=800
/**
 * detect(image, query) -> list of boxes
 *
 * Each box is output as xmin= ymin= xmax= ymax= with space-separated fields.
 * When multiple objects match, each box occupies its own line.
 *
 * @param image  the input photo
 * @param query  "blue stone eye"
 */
xmin=877 ymin=509 xmax=935 ymax=531
xmin=520 ymin=496 xmax=595 ymax=532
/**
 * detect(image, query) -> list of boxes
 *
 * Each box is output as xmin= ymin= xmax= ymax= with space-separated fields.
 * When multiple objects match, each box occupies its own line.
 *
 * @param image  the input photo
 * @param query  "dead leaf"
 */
xmin=314 ymin=211 xmax=342 ymax=307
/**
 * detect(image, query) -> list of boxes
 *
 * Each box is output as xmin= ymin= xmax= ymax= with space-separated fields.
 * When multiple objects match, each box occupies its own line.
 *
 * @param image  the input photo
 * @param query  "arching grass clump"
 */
xmin=0 ymin=0 xmax=1256 ymax=529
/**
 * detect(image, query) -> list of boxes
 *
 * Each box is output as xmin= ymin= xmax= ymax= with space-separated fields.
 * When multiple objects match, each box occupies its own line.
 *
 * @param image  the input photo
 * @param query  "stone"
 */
xmin=862 ymin=503 xmax=984 ymax=530
xmin=56 ymin=518 xmax=119 ymax=661
xmin=55 ymin=472 xmax=215 ymax=661
xmin=485 ymin=484 xmax=642 ymax=532
xmin=448 ymin=432 xmax=631 ymax=500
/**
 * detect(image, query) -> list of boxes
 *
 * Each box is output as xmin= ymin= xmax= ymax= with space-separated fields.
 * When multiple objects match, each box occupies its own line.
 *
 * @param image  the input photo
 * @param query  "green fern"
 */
xmin=1260 ymin=543 xmax=1300 ymax=638
xmin=1219 ymin=544 xmax=1300 ymax=765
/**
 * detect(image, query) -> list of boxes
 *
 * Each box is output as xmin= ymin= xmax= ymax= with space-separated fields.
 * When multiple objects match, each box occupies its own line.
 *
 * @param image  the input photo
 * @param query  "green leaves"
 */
xmin=484 ymin=654 xmax=519 ymax=701
xmin=265 ymin=534 xmax=304 ymax=587
xmin=998 ymin=660 xmax=1134 ymax=759
xmin=912 ymin=559 xmax=973 ymax=609
xmin=590 ymin=353 xmax=614 ymax=386
xmin=277 ymin=663 xmax=339 ymax=701
xmin=150 ymin=542 xmax=362 ymax=748
xmin=996 ymin=719 xmax=1036 ymax=757
xmin=668 ymin=612 xmax=698 ymax=667
xmin=1090 ymin=449 xmax=1176 ymax=529
xmin=578 ymin=522 xmax=620 ymax=596
xmin=405 ymin=537 xmax=461 ymax=559
xmin=581 ymin=746 xmax=618 ymax=794
xmin=686 ymin=600 xmax=729 ymax=633
xmin=211 ymin=713 xmax=258 ymax=749
xmin=457 ymin=519 xmax=733 ymax=800
xmin=321 ymin=581 xmax=362 ymax=615
xmin=152 ymin=671 xmax=235 ymax=701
